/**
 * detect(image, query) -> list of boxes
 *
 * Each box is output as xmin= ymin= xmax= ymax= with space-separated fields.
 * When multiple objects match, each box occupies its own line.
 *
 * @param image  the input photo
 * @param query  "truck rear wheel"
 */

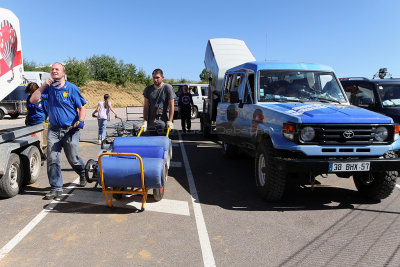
xmin=254 ymin=139 xmax=286 ymax=201
xmin=0 ymin=153 xmax=22 ymax=198
xmin=353 ymin=151 xmax=398 ymax=200
xmin=200 ymin=115 xmax=211 ymax=138
xmin=0 ymin=110 xmax=4 ymax=120
xmin=21 ymin=146 xmax=41 ymax=184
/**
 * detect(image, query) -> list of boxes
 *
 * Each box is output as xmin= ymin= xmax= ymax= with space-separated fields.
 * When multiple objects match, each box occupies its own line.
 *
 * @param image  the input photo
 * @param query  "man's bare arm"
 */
xmin=143 ymin=98 xmax=149 ymax=121
xmin=168 ymin=99 xmax=174 ymax=122
xmin=78 ymin=105 xmax=86 ymax=121
xmin=31 ymin=78 xmax=52 ymax=103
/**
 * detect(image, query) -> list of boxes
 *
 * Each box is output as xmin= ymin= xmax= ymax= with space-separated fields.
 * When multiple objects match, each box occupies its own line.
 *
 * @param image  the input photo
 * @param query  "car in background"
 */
xmin=172 ymin=83 xmax=209 ymax=119
xmin=339 ymin=77 xmax=400 ymax=123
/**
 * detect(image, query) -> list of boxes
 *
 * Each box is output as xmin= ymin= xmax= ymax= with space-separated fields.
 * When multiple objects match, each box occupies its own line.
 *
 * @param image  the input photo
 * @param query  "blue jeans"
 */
xmin=98 ymin=119 xmax=107 ymax=140
xmin=47 ymin=125 xmax=85 ymax=191
xmin=144 ymin=120 xmax=167 ymax=136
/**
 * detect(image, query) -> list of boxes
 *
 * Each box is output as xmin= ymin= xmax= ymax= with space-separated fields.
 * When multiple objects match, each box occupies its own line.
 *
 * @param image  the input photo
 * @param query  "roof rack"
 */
xmin=339 ymin=77 xmax=369 ymax=81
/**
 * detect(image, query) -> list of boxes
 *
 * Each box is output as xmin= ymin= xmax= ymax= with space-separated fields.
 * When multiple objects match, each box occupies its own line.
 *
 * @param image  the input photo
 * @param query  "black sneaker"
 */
xmin=79 ymin=174 xmax=87 ymax=187
xmin=43 ymin=190 xmax=63 ymax=200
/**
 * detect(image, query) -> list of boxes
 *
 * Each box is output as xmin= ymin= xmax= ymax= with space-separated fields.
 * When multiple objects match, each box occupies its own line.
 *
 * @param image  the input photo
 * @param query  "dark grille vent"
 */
xmin=298 ymin=124 xmax=393 ymax=145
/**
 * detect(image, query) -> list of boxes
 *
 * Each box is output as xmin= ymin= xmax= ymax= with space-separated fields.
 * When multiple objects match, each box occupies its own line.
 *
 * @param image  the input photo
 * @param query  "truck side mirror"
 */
xmin=230 ymin=91 xmax=239 ymax=104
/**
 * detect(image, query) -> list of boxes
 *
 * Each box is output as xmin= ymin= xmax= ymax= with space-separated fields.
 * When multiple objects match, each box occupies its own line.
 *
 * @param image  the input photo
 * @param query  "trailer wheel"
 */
xmin=153 ymin=164 xmax=167 ymax=201
xmin=21 ymin=146 xmax=41 ymax=184
xmin=0 ymin=110 xmax=4 ymax=120
xmin=10 ymin=113 xmax=19 ymax=119
xmin=254 ymin=139 xmax=286 ymax=201
xmin=0 ymin=153 xmax=22 ymax=198
xmin=353 ymin=151 xmax=398 ymax=200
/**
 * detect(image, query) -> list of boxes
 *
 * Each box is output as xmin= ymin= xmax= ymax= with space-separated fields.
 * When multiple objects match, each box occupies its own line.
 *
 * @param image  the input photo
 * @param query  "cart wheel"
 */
xmin=153 ymin=164 xmax=167 ymax=201
xmin=85 ymin=159 xmax=98 ymax=183
xmin=113 ymin=187 xmax=125 ymax=200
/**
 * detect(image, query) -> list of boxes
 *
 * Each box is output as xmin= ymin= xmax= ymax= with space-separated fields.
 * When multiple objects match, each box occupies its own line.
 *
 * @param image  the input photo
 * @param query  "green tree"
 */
xmin=23 ymin=59 xmax=51 ymax=72
xmin=86 ymin=54 xmax=120 ymax=83
xmin=134 ymin=68 xmax=152 ymax=85
xmin=23 ymin=59 xmax=37 ymax=71
xmin=199 ymin=68 xmax=208 ymax=82
xmin=65 ymin=57 xmax=89 ymax=87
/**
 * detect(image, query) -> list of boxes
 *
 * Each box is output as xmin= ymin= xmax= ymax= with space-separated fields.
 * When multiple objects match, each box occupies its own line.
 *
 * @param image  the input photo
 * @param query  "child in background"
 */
xmin=92 ymin=94 xmax=118 ymax=144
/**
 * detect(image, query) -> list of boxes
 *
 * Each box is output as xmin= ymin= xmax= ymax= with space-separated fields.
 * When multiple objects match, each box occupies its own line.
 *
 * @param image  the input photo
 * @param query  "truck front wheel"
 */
xmin=353 ymin=151 xmax=398 ymax=200
xmin=254 ymin=139 xmax=286 ymax=201
xmin=0 ymin=110 xmax=4 ymax=120
xmin=0 ymin=153 xmax=22 ymax=198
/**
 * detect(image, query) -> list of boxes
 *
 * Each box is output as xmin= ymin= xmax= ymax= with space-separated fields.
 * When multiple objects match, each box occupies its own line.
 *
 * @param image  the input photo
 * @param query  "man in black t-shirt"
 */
xmin=142 ymin=69 xmax=175 ymax=135
xmin=178 ymin=85 xmax=194 ymax=133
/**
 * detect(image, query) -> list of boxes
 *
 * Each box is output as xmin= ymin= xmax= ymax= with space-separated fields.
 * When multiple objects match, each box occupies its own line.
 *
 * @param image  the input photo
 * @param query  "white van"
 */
xmin=172 ymin=83 xmax=209 ymax=119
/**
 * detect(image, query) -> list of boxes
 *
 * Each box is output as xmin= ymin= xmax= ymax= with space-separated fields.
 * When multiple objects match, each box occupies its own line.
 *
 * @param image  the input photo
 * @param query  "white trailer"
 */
xmin=201 ymin=38 xmax=255 ymax=136
xmin=0 ymin=8 xmax=46 ymax=198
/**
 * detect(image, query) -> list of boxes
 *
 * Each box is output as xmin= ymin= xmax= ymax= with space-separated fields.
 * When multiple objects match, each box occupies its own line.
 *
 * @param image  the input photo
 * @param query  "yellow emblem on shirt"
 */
xmin=63 ymin=92 xmax=69 ymax=98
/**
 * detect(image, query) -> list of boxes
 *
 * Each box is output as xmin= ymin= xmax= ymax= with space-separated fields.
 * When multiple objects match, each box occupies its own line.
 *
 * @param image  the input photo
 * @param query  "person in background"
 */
xmin=31 ymin=62 xmax=87 ymax=200
xmin=141 ymin=68 xmax=175 ymax=135
xmin=92 ymin=94 xmax=118 ymax=144
xmin=25 ymin=82 xmax=48 ymax=125
xmin=178 ymin=85 xmax=193 ymax=133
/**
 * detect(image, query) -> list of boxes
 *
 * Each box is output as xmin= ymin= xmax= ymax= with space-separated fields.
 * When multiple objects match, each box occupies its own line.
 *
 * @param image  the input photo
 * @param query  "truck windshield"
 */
xmin=380 ymin=84 xmax=400 ymax=107
xmin=258 ymin=70 xmax=346 ymax=103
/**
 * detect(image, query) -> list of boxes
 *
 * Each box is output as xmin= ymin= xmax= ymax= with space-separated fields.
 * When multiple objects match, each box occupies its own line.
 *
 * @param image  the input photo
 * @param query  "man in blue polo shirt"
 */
xmin=31 ymin=62 xmax=87 ymax=200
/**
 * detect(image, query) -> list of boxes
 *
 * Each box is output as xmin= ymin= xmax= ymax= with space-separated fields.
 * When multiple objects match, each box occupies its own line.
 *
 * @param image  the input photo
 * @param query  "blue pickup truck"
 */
xmin=201 ymin=38 xmax=400 ymax=201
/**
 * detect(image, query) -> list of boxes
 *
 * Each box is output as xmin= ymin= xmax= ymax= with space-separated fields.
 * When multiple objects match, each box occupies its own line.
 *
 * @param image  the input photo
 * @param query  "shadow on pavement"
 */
xmin=169 ymin=132 xmax=400 ymax=214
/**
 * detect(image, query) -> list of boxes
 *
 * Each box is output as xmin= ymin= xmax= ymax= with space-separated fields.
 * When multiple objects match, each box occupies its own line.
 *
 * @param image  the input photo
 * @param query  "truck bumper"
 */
xmin=274 ymin=157 xmax=400 ymax=173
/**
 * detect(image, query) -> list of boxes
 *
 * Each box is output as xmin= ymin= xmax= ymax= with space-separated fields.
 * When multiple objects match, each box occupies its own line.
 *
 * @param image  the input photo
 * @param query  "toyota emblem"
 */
xmin=343 ymin=130 xmax=354 ymax=138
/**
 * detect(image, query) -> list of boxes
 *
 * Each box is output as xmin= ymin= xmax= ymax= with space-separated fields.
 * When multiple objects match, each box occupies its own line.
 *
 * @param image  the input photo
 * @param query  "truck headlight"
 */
xmin=300 ymin=127 xmax=315 ymax=142
xmin=375 ymin=126 xmax=388 ymax=141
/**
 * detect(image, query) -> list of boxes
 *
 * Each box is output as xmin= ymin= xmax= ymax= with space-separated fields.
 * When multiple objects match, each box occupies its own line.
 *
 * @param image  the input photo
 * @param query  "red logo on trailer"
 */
xmin=0 ymin=19 xmax=22 ymax=78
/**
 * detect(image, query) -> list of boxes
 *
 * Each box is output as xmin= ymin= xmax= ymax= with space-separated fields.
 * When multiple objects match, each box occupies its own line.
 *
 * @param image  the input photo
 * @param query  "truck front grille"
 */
xmin=298 ymin=124 xmax=394 ymax=145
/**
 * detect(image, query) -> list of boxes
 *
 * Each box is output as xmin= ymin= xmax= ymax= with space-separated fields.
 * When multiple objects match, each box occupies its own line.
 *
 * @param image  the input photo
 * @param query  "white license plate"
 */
xmin=328 ymin=162 xmax=370 ymax=172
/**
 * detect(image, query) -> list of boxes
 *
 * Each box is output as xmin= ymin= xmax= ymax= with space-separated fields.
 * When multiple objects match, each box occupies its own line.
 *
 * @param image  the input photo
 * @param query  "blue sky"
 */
xmin=2 ymin=0 xmax=400 ymax=81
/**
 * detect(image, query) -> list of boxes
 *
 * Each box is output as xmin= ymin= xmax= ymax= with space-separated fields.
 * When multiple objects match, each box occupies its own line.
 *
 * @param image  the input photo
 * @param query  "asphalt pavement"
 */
xmin=1 ymin=108 xmax=400 ymax=266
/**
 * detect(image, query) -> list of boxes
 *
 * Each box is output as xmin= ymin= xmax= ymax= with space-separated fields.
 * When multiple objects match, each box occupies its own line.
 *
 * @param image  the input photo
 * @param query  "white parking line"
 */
xmin=0 ymin=178 xmax=80 ymax=262
xmin=178 ymin=132 xmax=216 ymax=267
